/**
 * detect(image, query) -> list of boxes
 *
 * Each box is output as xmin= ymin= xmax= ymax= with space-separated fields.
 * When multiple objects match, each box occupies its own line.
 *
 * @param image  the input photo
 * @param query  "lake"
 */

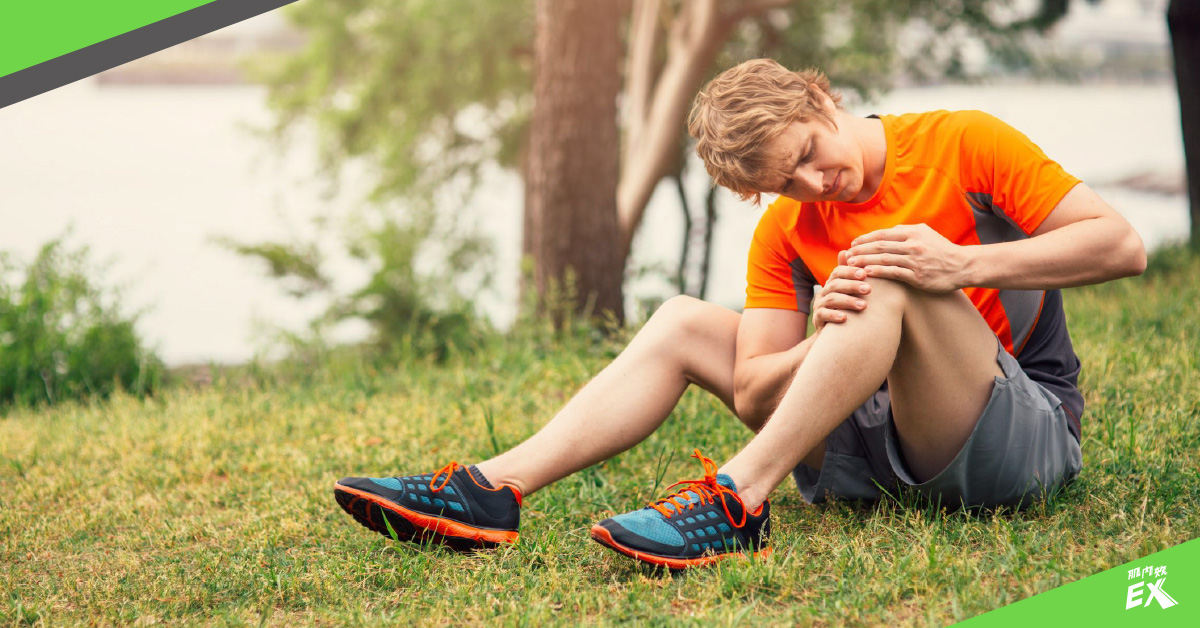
xmin=0 ymin=80 xmax=1188 ymax=364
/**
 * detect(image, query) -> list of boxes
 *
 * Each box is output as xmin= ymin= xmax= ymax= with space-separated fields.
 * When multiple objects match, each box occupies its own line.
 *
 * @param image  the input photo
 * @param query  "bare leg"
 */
xmin=720 ymin=278 xmax=1004 ymax=510
xmin=475 ymin=296 xmax=743 ymax=496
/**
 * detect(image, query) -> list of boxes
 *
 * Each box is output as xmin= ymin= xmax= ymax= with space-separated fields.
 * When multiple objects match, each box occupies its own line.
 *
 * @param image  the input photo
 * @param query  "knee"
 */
xmin=863 ymin=277 xmax=913 ymax=312
xmin=640 ymin=295 xmax=732 ymax=356
xmin=647 ymin=295 xmax=711 ymax=340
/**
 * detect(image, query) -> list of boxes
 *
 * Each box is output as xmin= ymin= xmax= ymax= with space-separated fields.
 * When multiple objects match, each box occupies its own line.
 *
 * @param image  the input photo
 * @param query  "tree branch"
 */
xmin=624 ymin=0 xmax=663 ymax=168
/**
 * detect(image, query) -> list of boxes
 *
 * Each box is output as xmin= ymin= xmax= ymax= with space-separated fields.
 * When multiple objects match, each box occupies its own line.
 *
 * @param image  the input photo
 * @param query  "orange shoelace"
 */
xmin=649 ymin=448 xmax=748 ymax=528
xmin=430 ymin=461 xmax=461 ymax=492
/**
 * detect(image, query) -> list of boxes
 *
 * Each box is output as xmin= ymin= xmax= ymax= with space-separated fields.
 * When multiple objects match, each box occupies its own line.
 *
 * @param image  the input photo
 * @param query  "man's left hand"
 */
xmin=846 ymin=223 xmax=971 ymax=293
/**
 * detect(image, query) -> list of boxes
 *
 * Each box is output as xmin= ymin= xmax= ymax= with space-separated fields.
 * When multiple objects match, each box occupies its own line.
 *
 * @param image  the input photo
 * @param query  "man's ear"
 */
xmin=811 ymin=90 xmax=839 ymax=129
xmin=813 ymin=90 xmax=838 ymax=116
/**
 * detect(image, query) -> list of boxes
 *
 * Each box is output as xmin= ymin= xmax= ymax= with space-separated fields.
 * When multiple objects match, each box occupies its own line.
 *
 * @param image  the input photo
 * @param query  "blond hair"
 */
xmin=687 ymin=59 xmax=842 ymax=203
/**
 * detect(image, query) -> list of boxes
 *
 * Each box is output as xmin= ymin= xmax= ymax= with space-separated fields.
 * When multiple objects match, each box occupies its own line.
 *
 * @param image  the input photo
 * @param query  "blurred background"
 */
xmin=0 ymin=0 xmax=1191 ymax=386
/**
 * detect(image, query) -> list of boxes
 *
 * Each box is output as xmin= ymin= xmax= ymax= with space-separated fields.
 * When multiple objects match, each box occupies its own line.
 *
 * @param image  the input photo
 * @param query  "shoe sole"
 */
xmin=589 ymin=523 xmax=771 ymax=570
xmin=334 ymin=483 xmax=518 ymax=550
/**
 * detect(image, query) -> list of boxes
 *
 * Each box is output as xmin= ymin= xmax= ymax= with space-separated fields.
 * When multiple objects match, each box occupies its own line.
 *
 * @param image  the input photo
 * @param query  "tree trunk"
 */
xmin=698 ymin=185 xmax=718 ymax=300
xmin=674 ymin=175 xmax=693 ymax=294
xmin=1168 ymin=0 xmax=1200 ymax=249
xmin=524 ymin=0 xmax=624 ymax=324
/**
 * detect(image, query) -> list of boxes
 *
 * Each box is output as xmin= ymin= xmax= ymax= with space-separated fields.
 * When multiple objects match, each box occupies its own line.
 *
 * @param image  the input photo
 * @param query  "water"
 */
xmin=0 ymin=80 xmax=1188 ymax=365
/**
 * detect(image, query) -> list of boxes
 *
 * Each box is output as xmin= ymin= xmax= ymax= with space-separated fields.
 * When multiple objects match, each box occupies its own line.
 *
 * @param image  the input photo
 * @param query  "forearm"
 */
xmin=964 ymin=216 xmax=1146 ymax=290
xmin=734 ymin=332 xmax=818 ymax=430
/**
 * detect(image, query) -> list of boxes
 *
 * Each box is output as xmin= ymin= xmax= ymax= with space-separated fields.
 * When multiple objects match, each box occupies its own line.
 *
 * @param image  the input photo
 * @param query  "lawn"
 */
xmin=2 ymin=247 xmax=1198 ymax=627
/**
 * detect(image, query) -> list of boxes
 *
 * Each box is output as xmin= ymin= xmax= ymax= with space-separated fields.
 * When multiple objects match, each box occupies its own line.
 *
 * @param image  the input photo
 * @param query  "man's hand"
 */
xmin=846 ymin=223 xmax=970 ymax=293
xmin=813 ymin=251 xmax=872 ymax=331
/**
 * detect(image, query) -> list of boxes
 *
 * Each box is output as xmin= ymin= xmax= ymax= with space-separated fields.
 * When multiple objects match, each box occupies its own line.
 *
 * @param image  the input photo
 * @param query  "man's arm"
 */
xmin=845 ymin=183 xmax=1147 ymax=292
xmin=733 ymin=308 xmax=812 ymax=431
xmin=966 ymin=183 xmax=1146 ymax=289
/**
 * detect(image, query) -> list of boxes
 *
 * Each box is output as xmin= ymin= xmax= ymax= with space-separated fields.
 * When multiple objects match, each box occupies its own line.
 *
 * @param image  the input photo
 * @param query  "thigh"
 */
xmin=884 ymin=285 xmax=1005 ymax=483
xmin=885 ymin=346 xmax=1083 ymax=509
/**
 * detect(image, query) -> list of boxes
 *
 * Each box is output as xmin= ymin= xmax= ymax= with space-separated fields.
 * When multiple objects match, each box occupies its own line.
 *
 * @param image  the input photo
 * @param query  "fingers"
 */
xmin=862 ymin=264 xmax=918 ymax=284
xmin=847 ymin=252 xmax=915 ymax=269
xmin=820 ymin=277 xmax=870 ymax=298
xmin=813 ymin=304 xmax=851 ymax=330
xmin=850 ymin=226 xmax=910 ymax=247
xmin=813 ymin=273 xmax=870 ymax=331
xmin=816 ymin=292 xmax=867 ymax=313
xmin=847 ymin=239 xmax=909 ymax=258
xmin=828 ymin=262 xmax=866 ymax=282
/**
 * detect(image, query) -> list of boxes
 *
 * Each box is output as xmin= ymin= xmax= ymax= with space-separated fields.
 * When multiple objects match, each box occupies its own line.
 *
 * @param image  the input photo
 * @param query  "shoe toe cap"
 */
xmin=336 ymin=476 xmax=402 ymax=496
xmin=598 ymin=510 xmax=687 ymax=554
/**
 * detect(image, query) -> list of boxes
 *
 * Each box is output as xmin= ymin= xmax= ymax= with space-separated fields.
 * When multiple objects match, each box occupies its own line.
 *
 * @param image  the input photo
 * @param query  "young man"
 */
xmin=333 ymin=59 xmax=1147 ymax=569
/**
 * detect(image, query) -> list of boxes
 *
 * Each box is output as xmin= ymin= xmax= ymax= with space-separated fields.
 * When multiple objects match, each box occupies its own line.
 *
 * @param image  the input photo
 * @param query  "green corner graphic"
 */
xmin=0 ymin=1 xmax=215 ymax=78
xmin=960 ymin=539 xmax=1198 ymax=626
xmin=0 ymin=0 xmax=297 ymax=108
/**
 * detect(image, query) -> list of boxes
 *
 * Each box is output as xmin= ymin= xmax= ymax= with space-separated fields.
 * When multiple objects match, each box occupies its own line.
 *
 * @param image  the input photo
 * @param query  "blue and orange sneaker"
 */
xmin=590 ymin=449 xmax=770 ymax=569
xmin=334 ymin=461 xmax=521 ymax=550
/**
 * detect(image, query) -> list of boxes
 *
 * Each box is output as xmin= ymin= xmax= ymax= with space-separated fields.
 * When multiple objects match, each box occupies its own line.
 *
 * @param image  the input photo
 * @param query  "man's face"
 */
xmin=759 ymin=110 xmax=866 ymax=204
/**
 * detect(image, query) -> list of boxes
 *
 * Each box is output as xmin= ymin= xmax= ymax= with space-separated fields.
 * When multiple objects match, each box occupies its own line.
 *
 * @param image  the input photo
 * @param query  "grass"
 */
xmin=2 ymin=246 xmax=1198 ymax=627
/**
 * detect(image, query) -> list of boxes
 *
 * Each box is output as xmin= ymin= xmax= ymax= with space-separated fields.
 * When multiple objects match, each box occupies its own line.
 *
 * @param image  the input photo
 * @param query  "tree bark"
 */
xmin=1168 ymin=0 xmax=1200 ymax=249
xmin=525 ymin=0 xmax=625 ymax=323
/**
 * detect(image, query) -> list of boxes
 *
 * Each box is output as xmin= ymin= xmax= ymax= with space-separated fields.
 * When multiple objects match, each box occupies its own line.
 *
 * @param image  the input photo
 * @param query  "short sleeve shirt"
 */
xmin=745 ymin=110 xmax=1085 ymax=437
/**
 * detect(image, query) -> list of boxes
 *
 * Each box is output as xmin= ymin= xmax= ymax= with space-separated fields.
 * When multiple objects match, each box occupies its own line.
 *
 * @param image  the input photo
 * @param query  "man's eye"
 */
xmin=801 ymin=142 xmax=817 ymax=163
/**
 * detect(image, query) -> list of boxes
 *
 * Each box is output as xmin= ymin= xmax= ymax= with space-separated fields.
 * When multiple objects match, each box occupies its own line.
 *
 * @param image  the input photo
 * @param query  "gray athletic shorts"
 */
xmin=792 ymin=338 xmax=1082 ymax=510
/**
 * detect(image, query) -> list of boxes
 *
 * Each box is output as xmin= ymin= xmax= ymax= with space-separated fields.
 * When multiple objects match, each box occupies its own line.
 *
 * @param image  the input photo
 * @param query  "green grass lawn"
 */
xmin=3 ymin=248 xmax=1198 ymax=627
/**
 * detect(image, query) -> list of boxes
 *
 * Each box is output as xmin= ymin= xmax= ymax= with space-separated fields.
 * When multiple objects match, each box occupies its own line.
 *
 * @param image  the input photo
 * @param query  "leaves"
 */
xmin=255 ymin=0 xmax=534 ymax=206
xmin=0 ymin=237 xmax=162 ymax=408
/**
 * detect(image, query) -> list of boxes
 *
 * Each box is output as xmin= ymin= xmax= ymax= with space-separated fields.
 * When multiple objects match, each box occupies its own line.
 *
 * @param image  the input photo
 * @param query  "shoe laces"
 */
xmin=430 ymin=461 xmax=461 ymax=493
xmin=649 ymin=449 xmax=747 ymax=528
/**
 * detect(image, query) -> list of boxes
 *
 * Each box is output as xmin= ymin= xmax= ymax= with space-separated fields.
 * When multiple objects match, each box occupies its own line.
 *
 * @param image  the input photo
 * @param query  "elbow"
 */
xmin=732 ymin=375 xmax=765 ymax=430
xmin=1122 ymin=228 xmax=1148 ymax=277
xmin=732 ymin=381 xmax=754 ymax=425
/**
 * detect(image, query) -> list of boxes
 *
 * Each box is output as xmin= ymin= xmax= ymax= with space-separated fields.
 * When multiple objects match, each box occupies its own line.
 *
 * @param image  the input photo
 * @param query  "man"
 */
xmin=333 ymin=59 xmax=1146 ymax=569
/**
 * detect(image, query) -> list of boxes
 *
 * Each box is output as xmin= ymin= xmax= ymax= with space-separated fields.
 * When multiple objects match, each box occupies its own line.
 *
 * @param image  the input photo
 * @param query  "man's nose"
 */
xmin=820 ymin=170 xmax=837 ymax=194
xmin=797 ymin=167 xmax=822 ymax=193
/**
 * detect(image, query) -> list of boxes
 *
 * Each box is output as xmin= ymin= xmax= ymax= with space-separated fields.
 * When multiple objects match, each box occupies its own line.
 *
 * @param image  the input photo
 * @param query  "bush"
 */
xmin=0 ymin=238 xmax=162 ymax=408
xmin=222 ymin=205 xmax=494 ymax=370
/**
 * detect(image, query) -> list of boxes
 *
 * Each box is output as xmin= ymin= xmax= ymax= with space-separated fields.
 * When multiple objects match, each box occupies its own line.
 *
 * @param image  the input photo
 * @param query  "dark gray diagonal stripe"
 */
xmin=965 ymin=191 xmax=1044 ymax=354
xmin=789 ymin=258 xmax=817 ymax=314
xmin=0 ymin=0 xmax=297 ymax=109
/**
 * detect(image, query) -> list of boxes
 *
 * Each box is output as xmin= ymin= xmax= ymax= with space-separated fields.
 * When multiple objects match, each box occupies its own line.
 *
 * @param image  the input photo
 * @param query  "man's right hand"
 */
xmin=813 ymin=250 xmax=872 ymax=331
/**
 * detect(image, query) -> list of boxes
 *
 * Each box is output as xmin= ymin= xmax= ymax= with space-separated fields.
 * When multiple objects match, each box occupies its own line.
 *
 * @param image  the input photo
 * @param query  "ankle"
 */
xmin=721 ymin=471 xmax=768 ymax=513
xmin=737 ymin=488 xmax=768 ymax=514
xmin=472 ymin=461 xmax=529 ymax=498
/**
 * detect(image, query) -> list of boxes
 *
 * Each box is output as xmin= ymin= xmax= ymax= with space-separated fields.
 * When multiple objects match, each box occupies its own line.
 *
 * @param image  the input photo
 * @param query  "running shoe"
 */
xmin=334 ymin=461 xmax=521 ymax=550
xmin=590 ymin=449 xmax=770 ymax=569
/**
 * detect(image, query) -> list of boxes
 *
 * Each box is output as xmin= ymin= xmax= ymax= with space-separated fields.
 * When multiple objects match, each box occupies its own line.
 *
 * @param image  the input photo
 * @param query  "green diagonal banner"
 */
xmin=0 ymin=0 xmax=297 ymax=108
xmin=960 ymin=538 xmax=1199 ymax=626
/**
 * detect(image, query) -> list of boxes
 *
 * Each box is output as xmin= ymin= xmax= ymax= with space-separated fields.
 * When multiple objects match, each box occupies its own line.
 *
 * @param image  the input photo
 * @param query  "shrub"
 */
xmin=222 ymin=205 xmax=494 ymax=369
xmin=0 ymin=238 xmax=162 ymax=408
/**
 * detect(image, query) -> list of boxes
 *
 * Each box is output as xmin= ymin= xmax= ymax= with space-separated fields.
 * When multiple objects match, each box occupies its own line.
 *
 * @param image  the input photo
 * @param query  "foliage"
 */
xmin=220 ymin=205 xmax=495 ymax=365
xmin=2 ymin=248 xmax=1197 ymax=626
xmin=254 ymin=0 xmax=534 ymax=206
xmin=0 ymin=238 xmax=162 ymax=409
xmin=258 ymin=0 xmax=1069 ymax=212
xmin=255 ymin=0 xmax=1075 ymax=317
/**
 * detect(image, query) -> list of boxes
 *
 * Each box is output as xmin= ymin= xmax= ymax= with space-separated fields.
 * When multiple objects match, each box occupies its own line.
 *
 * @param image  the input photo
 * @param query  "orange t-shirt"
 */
xmin=746 ymin=109 xmax=1079 ymax=355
